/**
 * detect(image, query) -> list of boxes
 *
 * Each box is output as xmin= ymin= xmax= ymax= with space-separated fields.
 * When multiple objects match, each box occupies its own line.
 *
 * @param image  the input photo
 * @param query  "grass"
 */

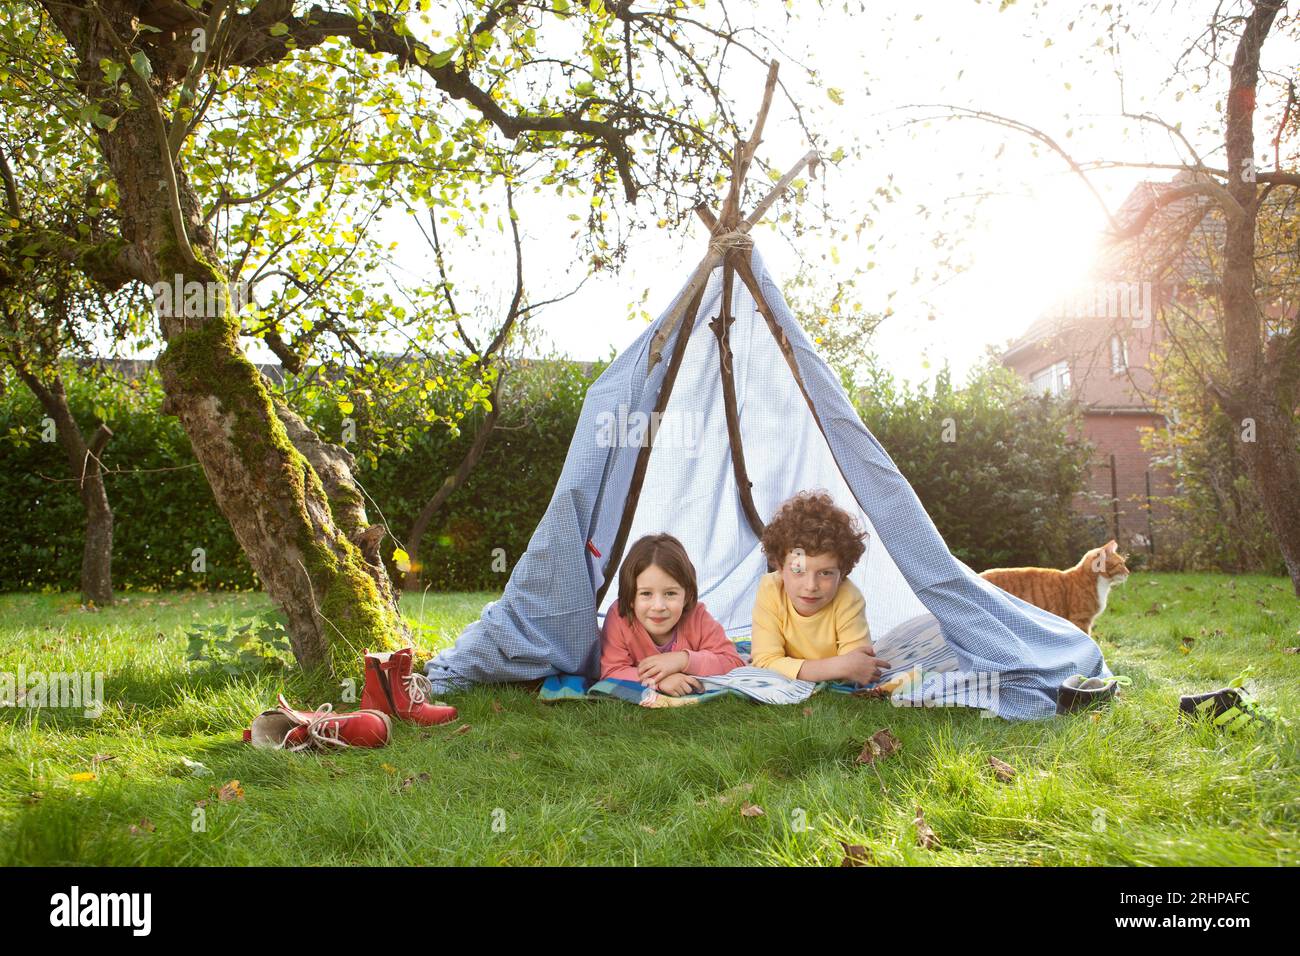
xmin=0 ymin=573 xmax=1296 ymax=866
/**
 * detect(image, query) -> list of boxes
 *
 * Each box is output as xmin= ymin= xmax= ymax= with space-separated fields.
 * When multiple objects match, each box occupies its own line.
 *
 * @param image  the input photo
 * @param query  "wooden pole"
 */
xmin=718 ymin=60 xmax=780 ymax=230
xmin=711 ymin=260 xmax=766 ymax=538
xmin=649 ymin=148 xmax=819 ymax=372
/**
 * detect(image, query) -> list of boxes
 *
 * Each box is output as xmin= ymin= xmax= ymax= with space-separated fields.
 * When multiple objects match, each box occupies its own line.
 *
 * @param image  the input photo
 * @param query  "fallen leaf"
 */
xmin=801 ymin=706 xmax=813 ymax=717
xmin=1089 ymin=711 xmax=1102 ymax=723
xmin=507 ymin=751 xmax=521 ymax=760
xmin=1178 ymin=645 xmax=1191 ymax=655
xmin=69 ymin=772 xmax=97 ymax=782
xmin=194 ymin=799 xmax=208 ymax=809
xmin=381 ymin=763 xmax=398 ymax=774
xmin=855 ymin=728 xmax=902 ymax=765
xmin=740 ymin=801 xmax=765 ymax=818
xmin=988 ymin=755 xmax=1016 ymax=782
xmin=491 ymin=700 xmax=503 ymax=714
xmin=128 ymin=818 xmax=155 ymax=836
xmin=641 ymin=825 xmax=657 ymax=835
xmin=399 ymin=772 xmax=433 ymax=791
xmin=839 ymin=841 xmax=872 ymax=866
xmin=914 ymin=806 xmax=939 ymax=849
xmin=1284 ymin=647 xmax=1299 ymax=655
xmin=216 ymin=779 xmax=244 ymax=802
xmin=1181 ymin=636 xmax=1195 ymax=648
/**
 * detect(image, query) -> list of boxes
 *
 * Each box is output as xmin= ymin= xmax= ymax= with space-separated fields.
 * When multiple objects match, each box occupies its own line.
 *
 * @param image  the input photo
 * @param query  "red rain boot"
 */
xmin=361 ymin=648 xmax=458 ymax=726
xmin=249 ymin=695 xmax=391 ymax=751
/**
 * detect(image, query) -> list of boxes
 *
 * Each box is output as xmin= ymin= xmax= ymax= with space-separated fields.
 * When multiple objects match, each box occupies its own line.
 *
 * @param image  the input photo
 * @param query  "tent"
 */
xmin=425 ymin=67 xmax=1110 ymax=719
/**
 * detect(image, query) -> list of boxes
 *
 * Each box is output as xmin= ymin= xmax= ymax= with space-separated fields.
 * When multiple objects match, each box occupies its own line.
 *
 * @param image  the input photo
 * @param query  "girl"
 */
xmin=600 ymin=533 xmax=744 ymax=696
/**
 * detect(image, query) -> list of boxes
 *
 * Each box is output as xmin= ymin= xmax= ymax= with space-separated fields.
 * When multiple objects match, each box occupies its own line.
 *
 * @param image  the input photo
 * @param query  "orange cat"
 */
xmin=979 ymin=540 xmax=1130 ymax=636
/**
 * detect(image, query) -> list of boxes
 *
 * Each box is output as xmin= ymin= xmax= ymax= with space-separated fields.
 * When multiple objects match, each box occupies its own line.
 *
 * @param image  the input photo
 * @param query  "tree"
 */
xmin=0 ymin=91 xmax=150 ymax=606
xmin=1 ymin=0 xmax=829 ymax=672
xmin=910 ymin=1 xmax=1300 ymax=592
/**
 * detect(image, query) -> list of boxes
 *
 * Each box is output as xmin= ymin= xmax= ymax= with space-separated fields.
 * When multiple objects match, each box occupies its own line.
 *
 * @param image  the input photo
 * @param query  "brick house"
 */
xmin=999 ymin=172 xmax=1227 ymax=555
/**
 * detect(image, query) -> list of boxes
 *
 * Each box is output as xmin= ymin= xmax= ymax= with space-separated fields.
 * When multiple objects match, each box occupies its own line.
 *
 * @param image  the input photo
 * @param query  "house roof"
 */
xmin=1001 ymin=171 xmax=1222 ymax=362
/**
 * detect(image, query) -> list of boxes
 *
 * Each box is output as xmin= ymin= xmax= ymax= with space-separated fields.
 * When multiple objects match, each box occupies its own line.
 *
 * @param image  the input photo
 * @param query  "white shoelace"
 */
xmin=279 ymin=702 xmax=352 ymax=751
xmin=406 ymin=672 xmax=434 ymax=707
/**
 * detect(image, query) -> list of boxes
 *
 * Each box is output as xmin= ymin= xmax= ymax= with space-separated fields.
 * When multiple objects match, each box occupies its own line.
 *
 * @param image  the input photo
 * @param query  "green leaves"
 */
xmin=129 ymin=51 xmax=152 ymax=81
xmin=185 ymin=613 xmax=293 ymax=676
xmin=98 ymin=58 xmax=123 ymax=87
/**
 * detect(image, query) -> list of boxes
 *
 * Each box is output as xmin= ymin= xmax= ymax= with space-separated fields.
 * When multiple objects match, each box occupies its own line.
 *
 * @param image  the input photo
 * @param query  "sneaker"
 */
xmin=1179 ymin=686 xmax=1272 ymax=733
xmin=1056 ymin=674 xmax=1126 ymax=715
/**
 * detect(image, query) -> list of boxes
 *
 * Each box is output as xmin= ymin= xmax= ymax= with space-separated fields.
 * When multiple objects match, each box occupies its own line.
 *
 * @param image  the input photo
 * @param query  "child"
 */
xmin=751 ymin=490 xmax=890 ymax=686
xmin=600 ymin=533 xmax=744 ymax=696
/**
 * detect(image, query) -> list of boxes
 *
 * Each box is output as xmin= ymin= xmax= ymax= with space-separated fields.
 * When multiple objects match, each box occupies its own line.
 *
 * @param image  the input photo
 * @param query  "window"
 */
xmin=1030 ymin=360 xmax=1071 ymax=397
xmin=1110 ymin=334 xmax=1129 ymax=375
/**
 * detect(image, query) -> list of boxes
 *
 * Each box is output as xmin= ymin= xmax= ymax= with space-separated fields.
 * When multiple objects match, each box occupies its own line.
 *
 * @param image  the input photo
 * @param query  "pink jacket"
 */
xmin=600 ymin=600 xmax=744 ymax=683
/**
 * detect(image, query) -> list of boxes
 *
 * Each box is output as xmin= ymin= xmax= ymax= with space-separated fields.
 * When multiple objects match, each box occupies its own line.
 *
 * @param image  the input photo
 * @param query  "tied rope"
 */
xmin=708 ymin=225 xmax=753 ymax=257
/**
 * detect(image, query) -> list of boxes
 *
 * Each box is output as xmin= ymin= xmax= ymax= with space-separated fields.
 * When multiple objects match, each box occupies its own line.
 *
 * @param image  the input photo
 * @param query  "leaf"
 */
xmin=69 ymin=772 xmax=97 ymax=782
xmin=914 ymin=806 xmax=939 ymax=849
xmin=129 ymin=818 xmax=156 ymax=836
xmin=392 ymin=547 xmax=411 ymax=573
xmin=855 ymin=728 xmax=901 ymax=765
xmin=269 ymin=22 xmax=289 ymax=36
xmin=839 ymin=842 xmax=872 ymax=867
xmin=739 ymin=801 xmax=765 ymax=818
xmin=130 ymin=51 xmax=152 ymax=80
xmin=216 ymin=779 xmax=245 ymax=802
xmin=988 ymin=755 xmax=1016 ymax=782
xmin=827 ymin=87 xmax=845 ymax=106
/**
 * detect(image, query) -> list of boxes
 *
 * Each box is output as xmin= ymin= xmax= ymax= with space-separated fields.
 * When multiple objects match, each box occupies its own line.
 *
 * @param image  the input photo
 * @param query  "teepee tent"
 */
xmin=425 ymin=65 xmax=1110 ymax=719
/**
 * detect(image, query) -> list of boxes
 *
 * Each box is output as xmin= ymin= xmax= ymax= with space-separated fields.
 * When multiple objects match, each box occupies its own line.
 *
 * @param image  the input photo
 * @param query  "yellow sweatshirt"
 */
xmin=750 ymin=570 xmax=871 ymax=681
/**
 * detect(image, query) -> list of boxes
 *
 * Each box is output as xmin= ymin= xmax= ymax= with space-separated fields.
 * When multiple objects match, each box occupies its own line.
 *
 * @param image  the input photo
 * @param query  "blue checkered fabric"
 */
xmin=425 ymin=246 xmax=1110 ymax=719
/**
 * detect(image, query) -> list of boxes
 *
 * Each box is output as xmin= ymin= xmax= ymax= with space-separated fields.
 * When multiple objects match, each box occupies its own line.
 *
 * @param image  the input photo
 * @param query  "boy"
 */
xmin=751 ymin=490 xmax=890 ymax=685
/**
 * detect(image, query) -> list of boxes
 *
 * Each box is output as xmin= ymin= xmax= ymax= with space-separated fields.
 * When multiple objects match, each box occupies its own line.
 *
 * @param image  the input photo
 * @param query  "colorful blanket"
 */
xmin=539 ymin=643 xmax=884 ymax=707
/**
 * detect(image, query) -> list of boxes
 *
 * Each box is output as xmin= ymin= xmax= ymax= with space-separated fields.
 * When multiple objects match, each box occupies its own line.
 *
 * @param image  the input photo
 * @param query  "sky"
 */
xmin=250 ymin=0 xmax=1297 ymax=386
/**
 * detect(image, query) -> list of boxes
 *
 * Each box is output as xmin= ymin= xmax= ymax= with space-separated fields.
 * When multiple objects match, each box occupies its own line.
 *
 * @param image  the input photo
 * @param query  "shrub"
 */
xmin=852 ymin=360 xmax=1093 ymax=570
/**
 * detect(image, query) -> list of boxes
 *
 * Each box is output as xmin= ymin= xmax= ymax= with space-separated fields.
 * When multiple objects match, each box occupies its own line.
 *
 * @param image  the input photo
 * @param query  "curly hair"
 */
xmin=760 ymin=490 xmax=868 ymax=575
xmin=616 ymin=533 xmax=699 ymax=622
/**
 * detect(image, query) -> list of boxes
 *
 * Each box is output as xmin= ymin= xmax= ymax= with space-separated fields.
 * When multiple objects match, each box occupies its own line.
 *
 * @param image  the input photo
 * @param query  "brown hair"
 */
xmin=760 ymin=490 xmax=867 ymax=575
xmin=617 ymin=533 xmax=698 ymax=622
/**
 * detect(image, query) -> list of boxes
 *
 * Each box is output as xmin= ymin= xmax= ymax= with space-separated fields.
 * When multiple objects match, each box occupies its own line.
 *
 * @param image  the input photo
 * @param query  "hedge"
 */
xmin=1 ymin=356 xmax=1093 ymax=595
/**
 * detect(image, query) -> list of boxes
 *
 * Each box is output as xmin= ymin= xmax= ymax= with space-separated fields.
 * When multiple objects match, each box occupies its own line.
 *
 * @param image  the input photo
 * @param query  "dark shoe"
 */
xmin=1179 ymin=686 xmax=1271 ymax=733
xmin=1056 ymin=674 xmax=1120 ymax=715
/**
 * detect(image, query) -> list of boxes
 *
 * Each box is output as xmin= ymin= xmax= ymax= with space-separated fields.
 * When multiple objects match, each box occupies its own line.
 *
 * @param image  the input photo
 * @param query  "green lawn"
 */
xmin=0 ymin=574 xmax=1296 ymax=866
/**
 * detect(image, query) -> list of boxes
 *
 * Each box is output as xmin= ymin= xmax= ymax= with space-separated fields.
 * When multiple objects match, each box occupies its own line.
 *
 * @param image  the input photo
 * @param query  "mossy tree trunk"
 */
xmin=40 ymin=1 xmax=407 ymax=673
